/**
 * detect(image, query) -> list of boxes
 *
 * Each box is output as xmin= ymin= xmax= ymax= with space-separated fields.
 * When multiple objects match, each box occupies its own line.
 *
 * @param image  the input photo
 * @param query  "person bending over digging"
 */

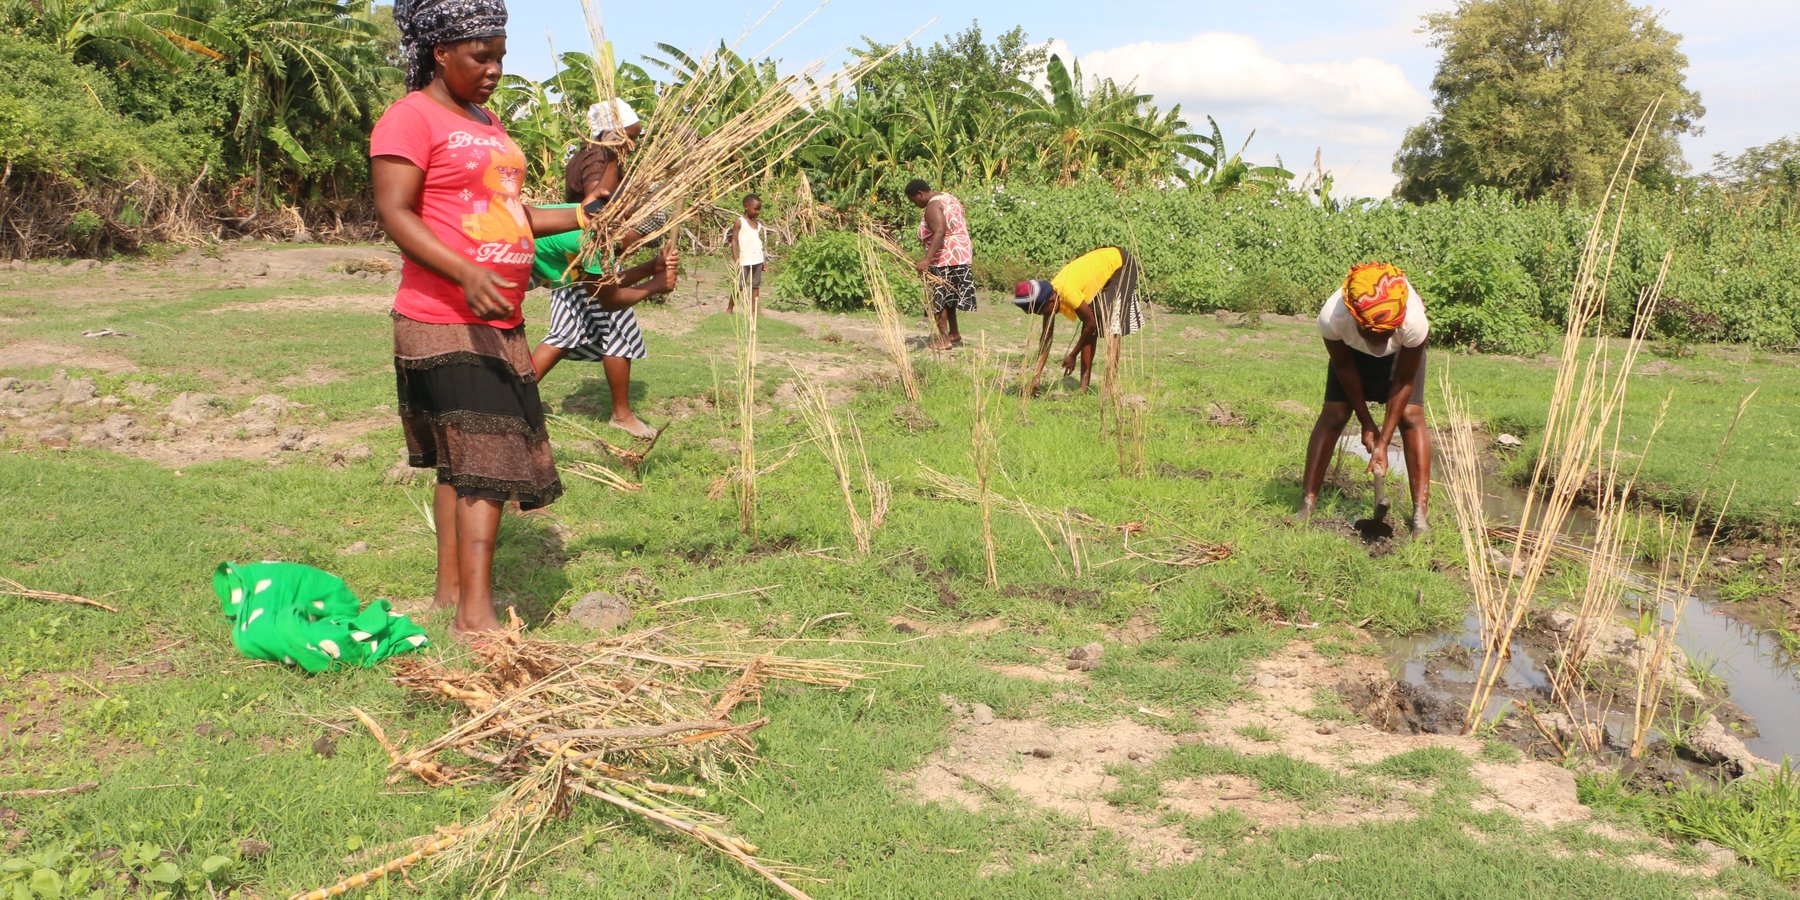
xmin=906 ymin=178 xmax=976 ymax=350
xmin=529 ymin=204 xmax=679 ymax=440
xmin=1013 ymin=246 xmax=1145 ymax=394
xmin=1296 ymin=262 xmax=1432 ymax=534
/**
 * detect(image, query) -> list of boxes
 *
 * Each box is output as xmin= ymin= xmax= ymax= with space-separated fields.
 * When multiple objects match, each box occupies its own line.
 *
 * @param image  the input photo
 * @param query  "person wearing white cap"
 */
xmin=564 ymin=98 xmax=643 ymax=212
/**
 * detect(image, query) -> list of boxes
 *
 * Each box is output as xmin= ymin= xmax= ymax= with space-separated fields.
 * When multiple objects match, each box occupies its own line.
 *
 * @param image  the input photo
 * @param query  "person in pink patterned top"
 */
xmin=907 ymin=178 xmax=977 ymax=351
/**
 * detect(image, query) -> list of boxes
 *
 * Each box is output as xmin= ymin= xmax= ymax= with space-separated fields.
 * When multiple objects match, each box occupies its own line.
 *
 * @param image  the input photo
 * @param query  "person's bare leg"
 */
xmin=452 ymin=495 xmax=505 ymax=635
xmin=605 ymin=356 xmax=655 ymax=439
xmin=1297 ymin=402 xmax=1353 ymax=523
xmin=531 ymin=344 xmax=567 ymax=381
xmin=1400 ymin=404 xmax=1431 ymax=533
xmin=1075 ymin=327 xmax=1098 ymax=391
xmin=750 ymin=287 xmax=760 ymax=314
xmin=432 ymin=482 xmax=461 ymax=610
xmin=947 ymin=308 xmax=962 ymax=346
xmin=931 ymin=308 xmax=953 ymax=350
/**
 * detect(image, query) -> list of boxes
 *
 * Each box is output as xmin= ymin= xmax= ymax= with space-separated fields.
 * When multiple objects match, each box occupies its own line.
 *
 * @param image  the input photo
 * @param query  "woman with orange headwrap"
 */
xmin=1296 ymin=262 xmax=1432 ymax=533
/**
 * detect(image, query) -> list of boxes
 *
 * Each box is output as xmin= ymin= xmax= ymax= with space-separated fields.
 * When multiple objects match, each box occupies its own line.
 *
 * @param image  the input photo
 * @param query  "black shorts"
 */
xmin=1324 ymin=346 xmax=1426 ymax=406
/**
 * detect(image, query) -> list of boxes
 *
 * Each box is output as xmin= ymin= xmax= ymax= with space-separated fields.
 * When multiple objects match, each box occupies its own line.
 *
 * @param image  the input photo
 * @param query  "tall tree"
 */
xmin=1393 ymin=0 xmax=1703 ymax=204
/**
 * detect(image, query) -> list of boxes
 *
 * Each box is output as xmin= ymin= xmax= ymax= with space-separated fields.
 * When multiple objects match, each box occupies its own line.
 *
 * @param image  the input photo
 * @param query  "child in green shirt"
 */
xmin=529 ymin=205 xmax=679 ymax=440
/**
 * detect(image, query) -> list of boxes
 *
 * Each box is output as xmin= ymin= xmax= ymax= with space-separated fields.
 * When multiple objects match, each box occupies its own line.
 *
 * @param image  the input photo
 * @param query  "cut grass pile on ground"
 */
xmin=1 ymin=247 xmax=1795 ymax=897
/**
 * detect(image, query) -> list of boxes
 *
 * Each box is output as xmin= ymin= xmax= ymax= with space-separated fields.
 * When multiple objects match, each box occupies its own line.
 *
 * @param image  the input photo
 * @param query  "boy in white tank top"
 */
xmin=726 ymin=193 xmax=766 ymax=313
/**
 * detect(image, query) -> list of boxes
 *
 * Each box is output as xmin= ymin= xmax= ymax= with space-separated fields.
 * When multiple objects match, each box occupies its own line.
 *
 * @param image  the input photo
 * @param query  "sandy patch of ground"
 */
xmin=0 ymin=373 xmax=388 ymax=467
xmin=0 ymin=340 xmax=137 ymax=373
xmin=207 ymin=293 xmax=393 ymax=315
xmin=907 ymin=636 xmax=1734 ymax=878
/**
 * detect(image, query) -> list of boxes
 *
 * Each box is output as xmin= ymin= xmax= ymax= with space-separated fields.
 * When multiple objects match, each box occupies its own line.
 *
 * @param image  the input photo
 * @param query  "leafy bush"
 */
xmin=774 ymin=231 xmax=870 ymax=312
xmin=959 ymin=181 xmax=1800 ymax=350
xmin=1415 ymin=241 xmax=1553 ymax=356
xmin=1225 ymin=270 xmax=1315 ymax=324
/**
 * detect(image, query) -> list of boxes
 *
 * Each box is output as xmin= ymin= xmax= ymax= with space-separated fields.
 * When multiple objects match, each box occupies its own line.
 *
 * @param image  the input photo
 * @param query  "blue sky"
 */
xmin=501 ymin=0 xmax=1799 ymax=197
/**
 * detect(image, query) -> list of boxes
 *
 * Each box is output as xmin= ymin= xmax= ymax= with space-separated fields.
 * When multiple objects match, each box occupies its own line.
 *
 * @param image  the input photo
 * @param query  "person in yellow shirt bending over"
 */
xmin=1013 ymin=246 xmax=1144 ymax=393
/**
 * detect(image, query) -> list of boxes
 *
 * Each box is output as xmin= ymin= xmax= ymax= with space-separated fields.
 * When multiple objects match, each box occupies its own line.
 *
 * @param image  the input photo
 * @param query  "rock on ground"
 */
xmin=167 ymin=392 xmax=222 ymax=426
xmin=565 ymin=592 xmax=631 ymax=632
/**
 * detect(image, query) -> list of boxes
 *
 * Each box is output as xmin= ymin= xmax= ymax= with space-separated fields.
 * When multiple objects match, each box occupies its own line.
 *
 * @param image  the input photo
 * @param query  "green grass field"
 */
xmin=1 ymin=247 xmax=1795 ymax=898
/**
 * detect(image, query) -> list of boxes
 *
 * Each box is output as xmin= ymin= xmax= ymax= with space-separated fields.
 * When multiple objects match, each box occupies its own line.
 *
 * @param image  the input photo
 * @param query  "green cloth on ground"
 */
xmin=214 ymin=561 xmax=430 ymax=673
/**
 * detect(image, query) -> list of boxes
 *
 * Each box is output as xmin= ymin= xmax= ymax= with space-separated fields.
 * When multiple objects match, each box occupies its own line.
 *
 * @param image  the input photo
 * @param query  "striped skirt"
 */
xmin=392 ymin=312 xmax=563 ymax=510
xmin=542 ymin=284 xmax=648 ymax=360
xmin=1092 ymin=248 xmax=1145 ymax=337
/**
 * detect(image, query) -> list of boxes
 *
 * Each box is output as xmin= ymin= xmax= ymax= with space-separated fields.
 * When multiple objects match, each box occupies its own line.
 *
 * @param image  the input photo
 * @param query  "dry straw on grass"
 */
xmin=856 ymin=230 xmax=921 ymax=403
xmin=0 ymin=576 xmax=117 ymax=613
xmin=547 ymin=414 xmax=667 ymax=468
xmin=299 ymin=624 xmax=881 ymax=900
xmin=564 ymin=460 xmax=642 ymax=493
xmin=792 ymin=369 xmax=889 ymax=555
xmin=1438 ymin=100 xmax=1747 ymax=745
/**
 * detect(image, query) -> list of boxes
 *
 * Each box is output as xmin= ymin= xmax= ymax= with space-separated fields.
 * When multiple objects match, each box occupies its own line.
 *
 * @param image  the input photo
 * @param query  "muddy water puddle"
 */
xmin=1372 ymin=447 xmax=1800 ymax=762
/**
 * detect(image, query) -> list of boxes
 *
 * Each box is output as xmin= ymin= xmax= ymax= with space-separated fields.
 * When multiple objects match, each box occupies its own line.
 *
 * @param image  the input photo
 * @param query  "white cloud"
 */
xmin=1078 ymin=33 xmax=1431 ymax=121
xmin=1035 ymin=31 xmax=1435 ymax=198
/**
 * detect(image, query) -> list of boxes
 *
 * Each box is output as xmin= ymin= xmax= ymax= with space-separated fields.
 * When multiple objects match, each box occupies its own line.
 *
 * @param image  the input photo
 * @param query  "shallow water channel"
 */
xmin=1334 ymin=437 xmax=1800 ymax=761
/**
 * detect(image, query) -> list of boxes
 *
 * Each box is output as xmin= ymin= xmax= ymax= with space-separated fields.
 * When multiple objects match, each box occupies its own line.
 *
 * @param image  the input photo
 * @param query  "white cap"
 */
xmin=587 ymin=98 xmax=640 ymax=137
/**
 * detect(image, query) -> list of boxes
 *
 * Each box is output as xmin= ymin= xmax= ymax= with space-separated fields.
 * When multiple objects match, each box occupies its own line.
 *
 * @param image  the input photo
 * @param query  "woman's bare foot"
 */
xmin=930 ymin=338 xmax=954 ymax=351
xmin=610 ymin=415 xmax=658 ymax=440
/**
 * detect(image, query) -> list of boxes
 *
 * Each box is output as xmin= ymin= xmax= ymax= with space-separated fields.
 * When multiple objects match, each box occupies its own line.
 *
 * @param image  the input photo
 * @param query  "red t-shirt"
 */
xmin=370 ymin=91 xmax=535 ymax=328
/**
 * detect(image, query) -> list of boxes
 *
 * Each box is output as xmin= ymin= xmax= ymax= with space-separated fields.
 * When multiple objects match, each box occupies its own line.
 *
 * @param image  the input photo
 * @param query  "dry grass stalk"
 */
xmin=1439 ymin=101 xmax=1675 ymax=735
xmin=566 ymin=460 xmax=643 ymax=493
xmin=969 ymin=336 xmax=1001 ymax=586
xmin=1626 ymin=390 xmax=1751 ymax=756
xmin=546 ymin=414 xmax=666 ymax=467
xmin=0 ymin=576 xmax=118 ymax=613
xmin=791 ymin=369 xmax=889 ymax=555
xmin=734 ymin=282 xmax=760 ymax=537
xmin=708 ymin=443 xmax=802 ymax=501
xmin=860 ymin=227 xmax=951 ymax=311
xmin=0 ymin=781 xmax=99 ymax=800
xmin=856 ymin=231 xmax=921 ymax=403
xmin=324 ymin=624 xmax=878 ymax=899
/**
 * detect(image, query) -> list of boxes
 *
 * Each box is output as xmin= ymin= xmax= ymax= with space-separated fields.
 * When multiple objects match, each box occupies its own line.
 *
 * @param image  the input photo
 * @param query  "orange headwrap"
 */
xmin=1342 ymin=262 xmax=1410 ymax=333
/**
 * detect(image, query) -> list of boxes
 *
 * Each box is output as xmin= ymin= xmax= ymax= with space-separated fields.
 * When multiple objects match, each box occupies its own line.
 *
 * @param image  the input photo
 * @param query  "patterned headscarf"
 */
xmin=1014 ymin=280 xmax=1054 ymax=314
xmin=394 ymin=0 xmax=509 ymax=92
xmin=1342 ymin=262 xmax=1410 ymax=333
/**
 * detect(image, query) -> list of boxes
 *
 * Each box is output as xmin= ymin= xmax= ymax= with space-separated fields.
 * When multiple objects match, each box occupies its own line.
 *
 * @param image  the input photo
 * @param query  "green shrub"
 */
xmin=774 ymin=231 xmax=867 ymax=312
xmin=1225 ymin=269 xmax=1314 ymax=325
xmin=1412 ymin=241 xmax=1553 ymax=356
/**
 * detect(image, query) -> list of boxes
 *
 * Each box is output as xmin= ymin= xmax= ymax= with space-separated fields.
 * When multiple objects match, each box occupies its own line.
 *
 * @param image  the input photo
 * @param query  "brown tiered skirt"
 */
xmin=392 ymin=312 xmax=562 ymax=510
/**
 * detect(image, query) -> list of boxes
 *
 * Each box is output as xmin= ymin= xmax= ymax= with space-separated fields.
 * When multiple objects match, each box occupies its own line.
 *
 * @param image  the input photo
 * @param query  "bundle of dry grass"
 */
xmin=792 ymin=369 xmax=889 ymax=555
xmin=857 ymin=231 xmax=921 ymax=403
xmin=300 ymin=624 xmax=878 ymax=900
xmin=571 ymin=26 xmax=901 ymax=281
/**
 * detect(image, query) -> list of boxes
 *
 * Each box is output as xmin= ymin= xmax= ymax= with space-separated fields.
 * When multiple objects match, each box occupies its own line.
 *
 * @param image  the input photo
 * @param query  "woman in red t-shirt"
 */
xmin=371 ymin=0 xmax=583 ymax=638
